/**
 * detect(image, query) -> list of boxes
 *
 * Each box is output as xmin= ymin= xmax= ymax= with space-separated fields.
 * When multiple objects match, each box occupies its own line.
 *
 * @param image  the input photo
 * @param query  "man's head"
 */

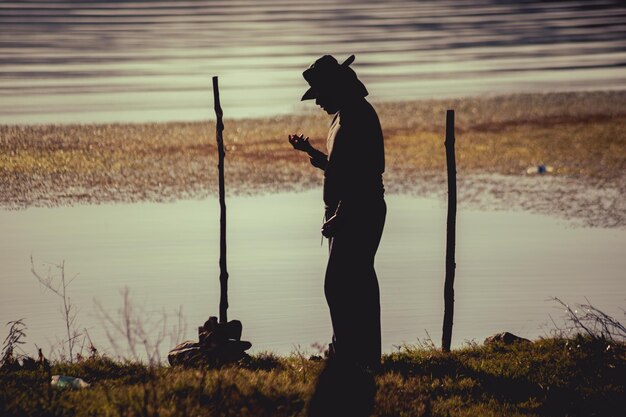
xmin=314 ymin=91 xmax=341 ymax=115
xmin=301 ymin=54 xmax=368 ymax=114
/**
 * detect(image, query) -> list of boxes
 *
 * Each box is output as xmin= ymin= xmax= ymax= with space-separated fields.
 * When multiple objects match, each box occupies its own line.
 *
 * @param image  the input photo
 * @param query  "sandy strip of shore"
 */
xmin=1 ymin=91 xmax=624 ymax=227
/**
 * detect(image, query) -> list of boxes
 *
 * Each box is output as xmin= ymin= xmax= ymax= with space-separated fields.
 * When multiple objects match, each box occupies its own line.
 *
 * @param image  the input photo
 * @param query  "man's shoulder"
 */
xmin=338 ymin=99 xmax=379 ymax=126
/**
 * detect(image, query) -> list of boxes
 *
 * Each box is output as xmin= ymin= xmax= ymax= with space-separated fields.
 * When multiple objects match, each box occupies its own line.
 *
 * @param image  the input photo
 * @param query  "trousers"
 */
xmin=324 ymin=198 xmax=386 ymax=368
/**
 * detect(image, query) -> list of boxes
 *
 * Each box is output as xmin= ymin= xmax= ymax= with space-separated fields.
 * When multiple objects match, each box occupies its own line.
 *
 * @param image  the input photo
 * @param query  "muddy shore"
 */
xmin=1 ymin=91 xmax=624 ymax=227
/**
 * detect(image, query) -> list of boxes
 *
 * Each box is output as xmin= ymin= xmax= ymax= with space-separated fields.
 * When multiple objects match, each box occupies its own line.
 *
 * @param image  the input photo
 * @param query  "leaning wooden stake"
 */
xmin=442 ymin=109 xmax=457 ymax=352
xmin=213 ymin=76 xmax=228 ymax=324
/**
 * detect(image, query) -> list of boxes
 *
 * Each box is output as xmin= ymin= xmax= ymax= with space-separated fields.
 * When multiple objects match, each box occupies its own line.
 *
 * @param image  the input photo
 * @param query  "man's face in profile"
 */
xmin=315 ymin=91 xmax=340 ymax=115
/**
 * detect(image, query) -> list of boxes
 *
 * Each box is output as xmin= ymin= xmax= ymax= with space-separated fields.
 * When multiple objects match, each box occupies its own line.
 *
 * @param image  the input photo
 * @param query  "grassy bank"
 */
xmin=1 ymin=336 xmax=624 ymax=417
xmin=1 ymin=90 xmax=625 ymax=226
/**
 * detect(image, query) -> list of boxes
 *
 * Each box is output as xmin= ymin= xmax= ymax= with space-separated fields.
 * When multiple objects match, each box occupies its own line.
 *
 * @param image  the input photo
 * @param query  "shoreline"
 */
xmin=1 ymin=90 xmax=625 ymax=227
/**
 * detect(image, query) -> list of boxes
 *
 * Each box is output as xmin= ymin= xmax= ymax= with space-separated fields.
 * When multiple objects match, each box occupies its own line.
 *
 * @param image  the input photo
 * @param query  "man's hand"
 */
xmin=322 ymin=214 xmax=342 ymax=238
xmin=288 ymin=134 xmax=312 ymax=153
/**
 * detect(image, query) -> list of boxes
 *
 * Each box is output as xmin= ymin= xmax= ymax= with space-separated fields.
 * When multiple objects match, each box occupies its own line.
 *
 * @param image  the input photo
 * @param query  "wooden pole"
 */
xmin=213 ymin=76 xmax=228 ymax=324
xmin=442 ymin=109 xmax=457 ymax=352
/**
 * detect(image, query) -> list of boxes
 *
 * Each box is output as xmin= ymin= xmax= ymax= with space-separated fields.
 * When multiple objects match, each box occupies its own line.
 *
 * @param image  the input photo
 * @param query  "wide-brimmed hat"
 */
xmin=301 ymin=54 xmax=368 ymax=101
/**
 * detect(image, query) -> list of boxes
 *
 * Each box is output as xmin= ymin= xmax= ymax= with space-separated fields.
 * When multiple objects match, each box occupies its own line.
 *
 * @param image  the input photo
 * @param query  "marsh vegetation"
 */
xmin=2 ymin=91 xmax=625 ymax=227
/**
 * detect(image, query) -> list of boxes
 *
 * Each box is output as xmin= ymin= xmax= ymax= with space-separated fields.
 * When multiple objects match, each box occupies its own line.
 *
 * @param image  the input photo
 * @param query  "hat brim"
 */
xmin=301 ymin=55 xmax=357 ymax=101
xmin=301 ymin=87 xmax=316 ymax=101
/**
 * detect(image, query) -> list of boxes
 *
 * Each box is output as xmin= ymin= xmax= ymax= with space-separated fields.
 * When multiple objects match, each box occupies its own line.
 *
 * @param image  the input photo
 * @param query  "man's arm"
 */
xmin=288 ymin=134 xmax=327 ymax=170
xmin=307 ymin=147 xmax=328 ymax=170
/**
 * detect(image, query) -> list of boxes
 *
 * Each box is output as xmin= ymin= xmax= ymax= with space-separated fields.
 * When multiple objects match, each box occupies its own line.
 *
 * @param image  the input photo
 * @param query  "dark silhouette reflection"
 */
xmin=289 ymin=54 xmax=384 ymax=415
xmin=308 ymin=358 xmax=377 ymax=417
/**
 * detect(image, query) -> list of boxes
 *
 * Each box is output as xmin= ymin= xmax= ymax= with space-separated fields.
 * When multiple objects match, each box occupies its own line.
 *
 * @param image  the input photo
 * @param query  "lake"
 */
xmin=1 ymin=0 xmax=625 ymax=124
xmin=1 ymin=0 xmax=625 ymax=362
xmin=1 ymin=190 xmax=624 ymax=359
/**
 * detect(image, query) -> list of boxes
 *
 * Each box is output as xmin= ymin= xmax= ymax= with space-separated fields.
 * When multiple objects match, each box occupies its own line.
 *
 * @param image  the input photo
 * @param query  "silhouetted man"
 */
xmin=289 ymin=54 xmax=385 ymax=371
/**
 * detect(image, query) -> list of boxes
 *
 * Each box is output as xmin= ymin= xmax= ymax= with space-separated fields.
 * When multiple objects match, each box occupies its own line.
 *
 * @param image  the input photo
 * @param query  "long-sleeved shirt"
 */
xmin=309 ymin=98 xmax=385 ymax=218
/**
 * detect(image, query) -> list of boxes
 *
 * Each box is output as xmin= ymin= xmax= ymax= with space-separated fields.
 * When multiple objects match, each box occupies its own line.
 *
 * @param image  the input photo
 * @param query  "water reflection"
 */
xmin=1 ymin=0 xmax=625 ymax=123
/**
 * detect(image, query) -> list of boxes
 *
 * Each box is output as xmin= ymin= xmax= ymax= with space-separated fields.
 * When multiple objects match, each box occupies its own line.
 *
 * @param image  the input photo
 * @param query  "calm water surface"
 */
xmin=2 ymin=1 xmax=625 ymax=360
xmin=1 ymin=190 xmax=624 ymax=358
xmin=1 ymin=0 xmax=625 ymax=123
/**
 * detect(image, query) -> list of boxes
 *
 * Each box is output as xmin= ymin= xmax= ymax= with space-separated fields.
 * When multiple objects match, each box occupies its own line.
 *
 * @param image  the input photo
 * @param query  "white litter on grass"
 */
xmin=51 ymin=375 xmax=90 ymax=389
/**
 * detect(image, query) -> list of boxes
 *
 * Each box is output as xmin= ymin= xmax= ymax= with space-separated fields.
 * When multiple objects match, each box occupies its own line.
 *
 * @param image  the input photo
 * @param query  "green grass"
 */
xmin=1 ymin=336 xmax=624 ymax=417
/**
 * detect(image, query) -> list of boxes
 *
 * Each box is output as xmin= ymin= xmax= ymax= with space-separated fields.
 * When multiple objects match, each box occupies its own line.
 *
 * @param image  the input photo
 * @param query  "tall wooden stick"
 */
xmin=442 ymin=109 xmax=457 ymax=352
xmin=213 ymin=76 xmax=228 ymax=324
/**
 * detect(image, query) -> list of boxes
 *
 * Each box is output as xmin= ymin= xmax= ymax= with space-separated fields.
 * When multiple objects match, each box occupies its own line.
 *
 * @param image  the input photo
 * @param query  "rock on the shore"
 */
xmin=168 ymin=316 xmax=251 ymax=367
xmin=484 ymin=332 xmax=531 ymax=346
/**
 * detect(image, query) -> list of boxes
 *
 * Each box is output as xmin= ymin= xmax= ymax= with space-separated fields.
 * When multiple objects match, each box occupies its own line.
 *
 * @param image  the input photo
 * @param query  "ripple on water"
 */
xmin=1 ymin=0 xmax=626 ymax=123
